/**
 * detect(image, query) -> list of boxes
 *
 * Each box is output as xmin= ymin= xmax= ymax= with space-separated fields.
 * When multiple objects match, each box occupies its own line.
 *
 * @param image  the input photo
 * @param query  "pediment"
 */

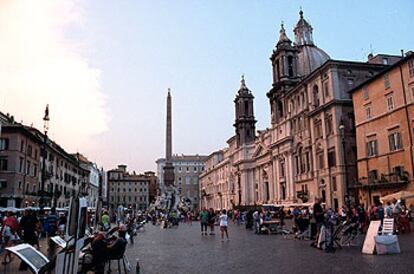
xmin=252 ymin=144 xmax=266 ymax=158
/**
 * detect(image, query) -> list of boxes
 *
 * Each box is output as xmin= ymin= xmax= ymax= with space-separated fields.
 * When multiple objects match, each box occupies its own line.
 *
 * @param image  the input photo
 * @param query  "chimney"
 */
xmin=401 ymin=49 xmax=404 ymax=57
xmin=368 ymin=53 xmax=374 ymax=61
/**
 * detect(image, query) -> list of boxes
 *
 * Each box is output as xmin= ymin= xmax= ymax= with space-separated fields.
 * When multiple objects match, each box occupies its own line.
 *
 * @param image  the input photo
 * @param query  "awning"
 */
xmin=381 ymin=190 xmax=414 ymax=203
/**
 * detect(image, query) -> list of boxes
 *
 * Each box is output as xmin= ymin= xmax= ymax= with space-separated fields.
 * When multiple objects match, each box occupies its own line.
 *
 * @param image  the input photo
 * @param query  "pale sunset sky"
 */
xmin=0 ymin=0 xmax=413 ymax=172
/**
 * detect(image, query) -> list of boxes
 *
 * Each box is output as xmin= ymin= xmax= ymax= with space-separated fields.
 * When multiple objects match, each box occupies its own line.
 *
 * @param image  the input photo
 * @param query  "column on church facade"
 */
xmin=286 ymin=153 xmax=295 ymax=202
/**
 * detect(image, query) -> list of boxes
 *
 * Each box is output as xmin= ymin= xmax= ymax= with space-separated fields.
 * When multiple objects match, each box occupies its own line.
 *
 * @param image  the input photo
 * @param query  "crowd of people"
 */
xmin=0 ymin=207 xmax=68 ymax=269
xmin=2 ymin=198 xmax=413 ymax=272
xmin=226 ymin=198 xmax=413 ymax=252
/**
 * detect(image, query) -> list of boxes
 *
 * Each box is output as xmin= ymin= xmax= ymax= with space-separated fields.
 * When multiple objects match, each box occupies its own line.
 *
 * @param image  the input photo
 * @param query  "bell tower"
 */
xmin=234 ymin=76 xmax=256 ymax=147
xmin=267 ymin=23 xmax=300 ymax=124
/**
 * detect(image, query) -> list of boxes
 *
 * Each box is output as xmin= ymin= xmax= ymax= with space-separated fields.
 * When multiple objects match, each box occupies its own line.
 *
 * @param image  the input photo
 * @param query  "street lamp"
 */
xmin=40 ymin=104 xmax=50 ymax=209
xmin=339 ymin=120 xmax=350 ymax=213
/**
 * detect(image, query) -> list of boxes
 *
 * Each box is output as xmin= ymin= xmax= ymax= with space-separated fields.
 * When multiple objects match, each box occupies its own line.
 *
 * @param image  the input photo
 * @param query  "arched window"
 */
xmin=244 ymin=100 xmax=249 ymax=116
xmin=298 ymin=147 xmax=304 ymax=174
xmin=321 ymin=189 xmax=326 ymax=203
xmin=281 ymin=183 xmax=286 ymax=200
xmin=275 ymin=60 xmax=281 ymax=81
xmin=288 ymin=56 xmax=294 ymax=77
xmin=313 ymin=85 xmax=320 ymax=107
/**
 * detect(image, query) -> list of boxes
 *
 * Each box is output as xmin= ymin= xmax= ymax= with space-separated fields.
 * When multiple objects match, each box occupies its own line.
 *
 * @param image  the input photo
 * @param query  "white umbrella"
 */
xmin=381 ymin=190 xmax=414 ymax=202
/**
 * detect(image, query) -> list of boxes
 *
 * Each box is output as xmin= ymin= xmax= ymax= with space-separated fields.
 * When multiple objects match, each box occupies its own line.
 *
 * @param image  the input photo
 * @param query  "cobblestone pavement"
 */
xmin=2 ymin=222 xmax=413 ymax=274
xmin=127 ymin=222 xmax=414 ymax=274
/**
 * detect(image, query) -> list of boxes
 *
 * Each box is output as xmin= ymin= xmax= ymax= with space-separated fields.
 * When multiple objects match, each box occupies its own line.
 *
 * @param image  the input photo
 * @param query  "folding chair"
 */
xmin=381 ymin=218 xmax=394 ymax=235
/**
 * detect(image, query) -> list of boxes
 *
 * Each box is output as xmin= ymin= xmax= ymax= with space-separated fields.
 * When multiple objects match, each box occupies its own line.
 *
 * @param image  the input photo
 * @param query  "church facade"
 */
xmin=200 ymin=11 xmax=390 ymax=210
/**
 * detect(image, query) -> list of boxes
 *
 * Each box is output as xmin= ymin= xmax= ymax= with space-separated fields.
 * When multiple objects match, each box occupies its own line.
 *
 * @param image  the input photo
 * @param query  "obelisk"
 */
xmin=163 ymin=89 xmax=175 ymax=188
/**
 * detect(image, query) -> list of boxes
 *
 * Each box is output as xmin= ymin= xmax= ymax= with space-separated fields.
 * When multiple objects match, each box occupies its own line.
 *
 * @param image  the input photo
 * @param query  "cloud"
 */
xmin=0 ymin=0 xmax=109 ymax=153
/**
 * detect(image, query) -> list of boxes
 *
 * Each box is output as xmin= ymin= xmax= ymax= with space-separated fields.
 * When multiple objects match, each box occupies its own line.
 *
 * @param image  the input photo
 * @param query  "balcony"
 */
xmin=352 ymin=172 xmax=409 ymax=190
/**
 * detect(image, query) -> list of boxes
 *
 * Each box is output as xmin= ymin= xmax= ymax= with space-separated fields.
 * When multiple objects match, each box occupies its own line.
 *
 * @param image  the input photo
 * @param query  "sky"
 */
xmin=0 ymin=0 xmax=413 ymax=173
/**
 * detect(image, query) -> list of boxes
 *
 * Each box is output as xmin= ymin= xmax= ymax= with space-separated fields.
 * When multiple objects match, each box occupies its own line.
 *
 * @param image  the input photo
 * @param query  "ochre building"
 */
xmin=350 ymin=52 xmax=414 ymax=206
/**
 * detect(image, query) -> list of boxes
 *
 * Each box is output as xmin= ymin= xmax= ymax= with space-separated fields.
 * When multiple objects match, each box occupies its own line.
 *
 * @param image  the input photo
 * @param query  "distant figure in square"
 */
xmin=199 ymin=208 xmax=209 ymax=235
xmin=208 ymin=208 xmax=216 ymax=235
xmin=219 ymin=209 xmax=229 ymax=241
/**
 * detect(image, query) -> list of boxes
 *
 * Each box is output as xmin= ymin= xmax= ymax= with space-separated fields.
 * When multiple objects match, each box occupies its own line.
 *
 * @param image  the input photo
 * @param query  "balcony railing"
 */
xmin=352 ymin=172 xmax=409 ymax=190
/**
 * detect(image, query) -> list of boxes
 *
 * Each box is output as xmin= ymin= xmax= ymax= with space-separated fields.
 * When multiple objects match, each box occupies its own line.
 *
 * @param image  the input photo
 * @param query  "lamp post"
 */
xmin=339 ymin=120 xmax=351 ymax=213
xmin=40 ymin=104 xmax=50 ymax=209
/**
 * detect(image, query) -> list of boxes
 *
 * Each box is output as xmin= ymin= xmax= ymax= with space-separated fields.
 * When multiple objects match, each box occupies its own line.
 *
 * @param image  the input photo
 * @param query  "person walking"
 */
xmin=219 ymin=209 xmax=229 ymax=242
xmin=208 ymin=208 xmax=216 ymax=235
xmin=253 ymin=210 xmax=260 ymax=234
xmin=199 ymin=208 xmax=209 ymax=235
xmin=18 ymin=209 xmax=40 ymax=270
xmin=311 ymin=198 xmax=324 ymax=248
xmin=102 ymin=210 xmax=110 ymax=231
xmin=47 ymin=207 xmax=59 ymax=258
xmin=1 ymin=211 xmax=19 ymax=265
xmin=187 ymin=211 xmax=193 ymax=226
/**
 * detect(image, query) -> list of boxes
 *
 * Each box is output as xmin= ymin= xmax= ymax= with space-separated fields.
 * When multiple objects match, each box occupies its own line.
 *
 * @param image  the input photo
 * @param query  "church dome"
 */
xmin=296 ymin=45 xmax=330 ymax=76
xmin=294 ymin=10 xmax=330 ymax=76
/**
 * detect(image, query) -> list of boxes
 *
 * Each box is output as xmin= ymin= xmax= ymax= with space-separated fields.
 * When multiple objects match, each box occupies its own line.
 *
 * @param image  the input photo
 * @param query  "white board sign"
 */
xmin=362 ymin=220 xmax=381 ymax=254
xmin=6 ymin=244 xmax=50 ymax=274
xmin=51 ymin=236 xmax=67 ymax=249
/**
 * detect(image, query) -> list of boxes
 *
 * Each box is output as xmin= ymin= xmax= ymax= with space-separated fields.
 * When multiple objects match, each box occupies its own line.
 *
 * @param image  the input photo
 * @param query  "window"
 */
xmin=347 ymin=78 xmax=354 ymax=86
xmin=332 ymin=176 xmax=337 ymax=191
xmin=368 ymin=170 xmax=378 ymax=183
xmin=317 ymin=152 xmax=324 ymax=169
xmin=19 ymin=157 xmax=24 ymax=173
xmin=363 ymin=86 xmax=369 ymax=100
xmin=325 ymin=115 xmax=333 ymax=136
xmin=0 ymin=180 xmax=7 ymax=189
xmin=275 ymin=60 xmax=280 ymax=81
xmin=27 ymin=145 xmax=32 ymax=157
xmin=281 ymin=183 xmax=286 ymax=200
xmin=295 ymin=156 xmax=300 ymax=175
xmin=313 ymin=85 xmax=320 ymax=107
xmin=411 ymin=86 xmax=414 ymax=102
xmin=366 ymin=140 xmax=378 ymax=157
xmin=384 ymin=73 xmax=390 ymax=88
xmin=0 ymin=158 xmax=8 ymax=171
xmin=328 ymin=148 xmax=336 ymax=167
xmin=21 ymin=140 xmax=24 ymax=152
xmin=305 ymin=152 xmax=311 ymax=172
xmin=388 ymin=132 xmax=402 ymax=151
xmin=0 ymin=138 xmax=9 ymax=150
xmin=324 ymin=81 xmax=329 ymax=97
xmin=288 ymin=56 xmax=294 ymax=77
xmin=386 ymin=95 xmax=394 ymax=111
xmin=280 ymin=162 xmax=285 ymax=177
xmin=382 ymin=58 xmax=389 ymax=65
xmin=393 ymin=166 xmax=404 ymax=177
xmin=314 ymin=119 xmax=323 ymax=138
xmin=409 ymin=59 xmax=414 ymax=78
xmin=365 ymin=105 xmax=372 ymax=119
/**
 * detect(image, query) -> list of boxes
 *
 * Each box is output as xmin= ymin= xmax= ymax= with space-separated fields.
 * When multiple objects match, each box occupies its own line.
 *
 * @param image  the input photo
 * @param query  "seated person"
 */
xmin=106 ymin=225 xmax=128 ymax=260
xmin=84 ymin=225 xmax=128 ymax=274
